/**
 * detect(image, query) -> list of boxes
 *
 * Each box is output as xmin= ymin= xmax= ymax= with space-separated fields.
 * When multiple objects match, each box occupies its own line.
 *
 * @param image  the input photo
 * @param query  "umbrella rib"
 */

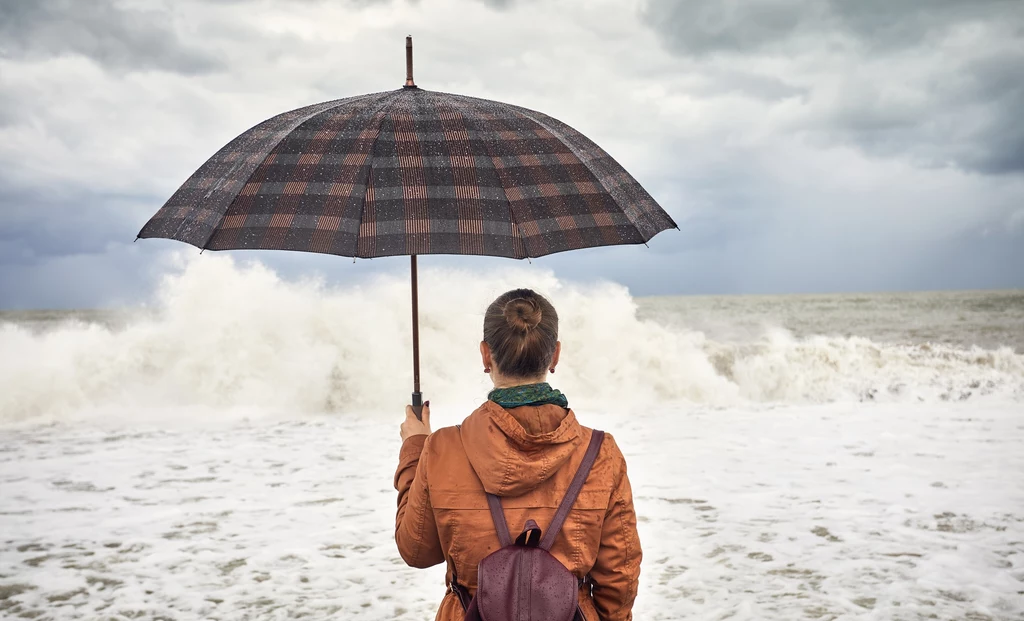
xmin=442 ymin=93 xmax=530 ymax=260
xmin=198 ymin=92 xmax=388 ymax=252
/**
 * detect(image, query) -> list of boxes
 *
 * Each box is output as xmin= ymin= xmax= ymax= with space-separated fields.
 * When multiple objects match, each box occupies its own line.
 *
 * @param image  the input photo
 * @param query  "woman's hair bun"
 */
xmin=484 ymin=288 xmax=558 ymax=378
xmin=503 ymin=298 xmax=542 ymax=332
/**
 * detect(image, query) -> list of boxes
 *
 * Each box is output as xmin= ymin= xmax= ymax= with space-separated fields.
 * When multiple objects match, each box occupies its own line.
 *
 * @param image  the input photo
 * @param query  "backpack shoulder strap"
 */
xmin=539 ymin=430 xmax=605 ymax=551
xmin=485 ymin=492 xmax=513 ymax=547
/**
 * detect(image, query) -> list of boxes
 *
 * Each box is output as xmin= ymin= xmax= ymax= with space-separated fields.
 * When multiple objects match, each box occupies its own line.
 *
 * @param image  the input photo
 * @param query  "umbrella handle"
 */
xmin=411 ymin=391 xmax=424 ymax=421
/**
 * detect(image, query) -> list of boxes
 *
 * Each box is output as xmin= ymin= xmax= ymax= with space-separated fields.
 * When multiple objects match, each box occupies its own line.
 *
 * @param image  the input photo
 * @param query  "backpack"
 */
xmin=451 ymin=430 xmax=605 ymax=621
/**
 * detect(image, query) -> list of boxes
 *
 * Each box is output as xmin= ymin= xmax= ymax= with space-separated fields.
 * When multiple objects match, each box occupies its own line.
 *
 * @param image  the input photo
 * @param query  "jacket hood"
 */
xmin=460 ymin=400 xmax=583 ymax=497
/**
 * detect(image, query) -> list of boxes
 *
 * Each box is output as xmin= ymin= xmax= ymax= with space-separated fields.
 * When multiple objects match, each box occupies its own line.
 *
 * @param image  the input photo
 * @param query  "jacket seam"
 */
xmin=613 ymin=463 xmax=634 ymax=617
xmin=410 ymin=438 xmax=432 ymax=566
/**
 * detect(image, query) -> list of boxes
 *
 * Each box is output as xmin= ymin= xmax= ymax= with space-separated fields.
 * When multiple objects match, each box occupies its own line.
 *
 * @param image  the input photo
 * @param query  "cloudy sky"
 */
xmin=1 ymin=0 xmax=1022 ymax=308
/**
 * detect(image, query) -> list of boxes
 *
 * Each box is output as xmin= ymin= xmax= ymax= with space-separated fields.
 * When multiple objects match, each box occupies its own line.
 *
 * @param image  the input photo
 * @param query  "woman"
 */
xmin=394 ymin=289 xmax=642 ymax=621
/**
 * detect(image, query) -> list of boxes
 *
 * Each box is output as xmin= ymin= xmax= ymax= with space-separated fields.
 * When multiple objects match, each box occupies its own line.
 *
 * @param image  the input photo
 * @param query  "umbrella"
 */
xmin=138 ymin=37 xmax=677 ymax=417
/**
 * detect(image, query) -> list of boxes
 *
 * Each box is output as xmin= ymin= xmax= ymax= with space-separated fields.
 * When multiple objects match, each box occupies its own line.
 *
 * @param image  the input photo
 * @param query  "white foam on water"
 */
xmin=1 ymin=402 xmax=1021 ymax=620
xmin=1 ymin=256 xmax=1021 ymax=424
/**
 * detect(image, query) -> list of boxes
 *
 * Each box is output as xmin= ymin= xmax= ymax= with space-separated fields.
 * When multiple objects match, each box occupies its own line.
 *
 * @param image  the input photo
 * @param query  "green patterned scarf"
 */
xmin=488 ymin=382 xmax=568 ymax=409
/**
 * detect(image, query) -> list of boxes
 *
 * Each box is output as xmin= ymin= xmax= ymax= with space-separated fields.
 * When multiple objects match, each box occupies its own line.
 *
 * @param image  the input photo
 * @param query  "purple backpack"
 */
xmin=452 ymin=430 xmax=605 ymax=621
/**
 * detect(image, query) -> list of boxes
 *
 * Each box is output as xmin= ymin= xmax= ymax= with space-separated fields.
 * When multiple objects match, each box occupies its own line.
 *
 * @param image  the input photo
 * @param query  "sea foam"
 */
xmin=1 ymin=257 xmax=1021 ymax=423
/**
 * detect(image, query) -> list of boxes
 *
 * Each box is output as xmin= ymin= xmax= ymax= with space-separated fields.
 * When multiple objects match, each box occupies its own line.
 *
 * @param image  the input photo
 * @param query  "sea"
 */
xmin=1 ymin=257 xmax=1021 ymax=620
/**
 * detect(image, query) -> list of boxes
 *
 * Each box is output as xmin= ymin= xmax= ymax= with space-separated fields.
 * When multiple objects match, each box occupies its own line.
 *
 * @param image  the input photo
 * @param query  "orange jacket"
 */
xmin=394 ymin=401 xmax=642 ymax=621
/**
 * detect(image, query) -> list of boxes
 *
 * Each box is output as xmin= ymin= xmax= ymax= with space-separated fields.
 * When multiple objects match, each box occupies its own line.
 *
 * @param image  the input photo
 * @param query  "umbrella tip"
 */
xmin=404 ymin=35 xmax=417 ymax=88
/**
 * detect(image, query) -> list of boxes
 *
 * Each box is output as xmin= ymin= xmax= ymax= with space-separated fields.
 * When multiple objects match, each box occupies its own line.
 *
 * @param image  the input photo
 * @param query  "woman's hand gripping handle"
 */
xmin=401 ymin=401 xmax=431 ymax=442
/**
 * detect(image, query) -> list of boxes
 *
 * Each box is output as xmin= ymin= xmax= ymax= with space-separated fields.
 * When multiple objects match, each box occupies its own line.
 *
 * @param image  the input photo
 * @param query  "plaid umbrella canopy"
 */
xmin=139 ymin=37 xmax=677 ymax=415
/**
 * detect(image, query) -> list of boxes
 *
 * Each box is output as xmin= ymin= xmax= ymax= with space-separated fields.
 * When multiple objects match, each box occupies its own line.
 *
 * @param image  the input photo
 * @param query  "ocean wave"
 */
xmin=1 ymin=257 xmax=1021 ymax=422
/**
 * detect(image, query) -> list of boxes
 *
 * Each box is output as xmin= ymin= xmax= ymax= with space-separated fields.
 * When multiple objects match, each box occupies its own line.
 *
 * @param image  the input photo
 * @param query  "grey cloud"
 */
xmin=686 ymin=69 xmax=808 ymax=102
xmin=811 ymin=45 xmax=1024 ymax=175
xmin=0 ymin=242 xmax=173 ymax=309
xmin=974 ymin=132 xmax=1024 ymax=176
xmin=0 ymin=95 xmax=21 ymax=128
xmin=640 ymin=0 xmax=1024 ymax=175
xmin=957 ymin=52 xmax=1024 ymax=175
xmin=0 ymin=186 xmax=159 ymax=266
xmin=827 ymin=0 xmax=1018 ymax=49
xmin=640 ymin=0 xmax=812 ymax=57
xmin=0 ymin=0 xmax=223 ymax=74
xmin=639 ymin=0 xmax=1019 ymax=56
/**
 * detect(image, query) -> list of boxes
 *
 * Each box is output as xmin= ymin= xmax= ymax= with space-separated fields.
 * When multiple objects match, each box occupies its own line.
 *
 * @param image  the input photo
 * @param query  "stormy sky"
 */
xmin=1 ymin=0 xmax=1022 ymax=308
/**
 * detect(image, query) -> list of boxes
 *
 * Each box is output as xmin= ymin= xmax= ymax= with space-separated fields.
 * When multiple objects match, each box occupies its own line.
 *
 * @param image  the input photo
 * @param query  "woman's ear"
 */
xmin=480 ymin=341 xmax=493 ymax=371
xmin=550 ymin=341 xmax=561 ymax=371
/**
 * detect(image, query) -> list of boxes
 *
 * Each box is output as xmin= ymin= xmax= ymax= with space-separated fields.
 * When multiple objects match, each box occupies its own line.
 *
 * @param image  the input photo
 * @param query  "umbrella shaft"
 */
xmin=411 ymin=255 xmax=420 ymax=392
xmin=411 ymin=255 xmax=423 ymax=419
